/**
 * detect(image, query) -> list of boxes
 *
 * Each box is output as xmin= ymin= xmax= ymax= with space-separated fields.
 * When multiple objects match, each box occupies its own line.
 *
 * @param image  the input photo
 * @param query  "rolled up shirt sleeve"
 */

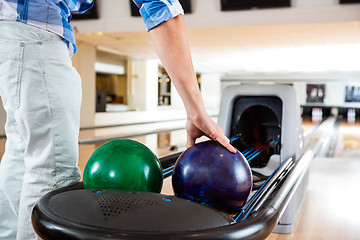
xmin=133 ymin=0 xmax=184 ymax=31
xmin=69 ymin=0 xmax=94 ymax=14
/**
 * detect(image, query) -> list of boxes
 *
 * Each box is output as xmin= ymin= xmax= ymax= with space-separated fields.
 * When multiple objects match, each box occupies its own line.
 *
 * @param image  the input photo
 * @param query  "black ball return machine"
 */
xmin=32 ymin=84 xmax=315 ymax=239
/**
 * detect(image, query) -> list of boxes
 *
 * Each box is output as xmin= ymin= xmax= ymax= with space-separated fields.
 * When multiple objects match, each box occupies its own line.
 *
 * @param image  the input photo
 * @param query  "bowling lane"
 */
xmin=334 ymin=120 xmax=360 ymax=157
xmin=266 ymin=159 xmax=360 ymax=240
xmin=266 ymin=118 xmax=360 ymax=240
xmin=301 ymin=115 xmax=317 ymax=132
xmin=161 ymin=176 xmax=174 ymax=195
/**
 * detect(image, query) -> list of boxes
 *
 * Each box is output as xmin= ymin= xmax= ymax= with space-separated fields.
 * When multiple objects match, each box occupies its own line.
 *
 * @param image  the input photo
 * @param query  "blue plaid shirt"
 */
xmin=133 ymin=0 xmax=184 ymax=31
xmin=0 ymin=0 xmax=184 ymax=56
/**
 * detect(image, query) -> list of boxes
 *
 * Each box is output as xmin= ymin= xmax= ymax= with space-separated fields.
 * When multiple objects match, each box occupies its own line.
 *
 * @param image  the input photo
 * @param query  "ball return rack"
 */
xmin=32 ymin=85 xmax=337 ymax=239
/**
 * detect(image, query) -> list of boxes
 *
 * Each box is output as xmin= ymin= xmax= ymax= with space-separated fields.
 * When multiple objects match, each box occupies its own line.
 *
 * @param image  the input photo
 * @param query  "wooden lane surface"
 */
xmin=267 ymin=119 xmax=360 ymax=240
xmin=266 ymin=156 xmax=360 ymax=240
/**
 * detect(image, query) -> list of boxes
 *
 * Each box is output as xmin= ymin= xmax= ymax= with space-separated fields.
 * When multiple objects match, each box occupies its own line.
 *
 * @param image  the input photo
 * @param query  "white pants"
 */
xmin=0 ymin=21 xmax=82 ymax=240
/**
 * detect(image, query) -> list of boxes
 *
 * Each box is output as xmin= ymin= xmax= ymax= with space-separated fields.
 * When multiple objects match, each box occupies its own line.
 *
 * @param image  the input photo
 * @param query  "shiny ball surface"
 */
xmin=172 ymin=140 xmax=252 ymax=212
xmin=83 ymin=139 xmax=163 ymax=193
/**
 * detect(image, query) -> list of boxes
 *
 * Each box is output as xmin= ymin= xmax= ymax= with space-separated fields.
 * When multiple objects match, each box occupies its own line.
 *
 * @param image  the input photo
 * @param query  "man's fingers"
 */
xmin=216 ymin=135 xmax=237 ymax=153
xmin=186 ymin=135 xmax=196 ymax=149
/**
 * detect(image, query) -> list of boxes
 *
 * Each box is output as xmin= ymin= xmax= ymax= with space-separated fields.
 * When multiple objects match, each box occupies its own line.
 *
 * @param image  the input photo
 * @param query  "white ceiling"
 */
xmin=75 ymin=21 xmax=360 ymax=76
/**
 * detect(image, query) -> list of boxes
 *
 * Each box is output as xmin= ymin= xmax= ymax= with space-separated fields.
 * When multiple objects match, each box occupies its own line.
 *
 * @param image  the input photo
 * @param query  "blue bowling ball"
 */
xmin=172 ymin=140 xmax=252 ymax=212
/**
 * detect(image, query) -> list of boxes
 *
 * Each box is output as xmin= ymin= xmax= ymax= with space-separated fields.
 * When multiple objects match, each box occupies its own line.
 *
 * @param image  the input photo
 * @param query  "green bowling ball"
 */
xmin=83 ymin=139 xmax=163 ymax=193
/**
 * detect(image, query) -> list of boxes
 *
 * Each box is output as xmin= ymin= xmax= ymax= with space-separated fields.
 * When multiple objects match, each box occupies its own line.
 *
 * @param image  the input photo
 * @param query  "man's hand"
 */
xmin=149 ymin=15 xmax=236 ymax=153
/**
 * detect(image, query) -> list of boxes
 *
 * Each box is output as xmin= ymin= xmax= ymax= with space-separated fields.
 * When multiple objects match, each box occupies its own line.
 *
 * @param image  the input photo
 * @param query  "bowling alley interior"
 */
xmin=1 ymin=0 xmax=360 ymax=239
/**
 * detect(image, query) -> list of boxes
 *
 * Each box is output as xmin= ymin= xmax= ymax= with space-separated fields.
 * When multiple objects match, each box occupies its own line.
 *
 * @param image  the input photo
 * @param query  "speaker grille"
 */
xmin=95 ymin=193 xmax=158 ymax=220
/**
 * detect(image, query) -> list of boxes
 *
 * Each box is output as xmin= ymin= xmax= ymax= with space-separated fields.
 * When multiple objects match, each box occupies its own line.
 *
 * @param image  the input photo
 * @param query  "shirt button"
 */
xmin=20 ymin=42 xmax=24 ymax=47
xmin=38 ymin=41 xmax=43 ymax=45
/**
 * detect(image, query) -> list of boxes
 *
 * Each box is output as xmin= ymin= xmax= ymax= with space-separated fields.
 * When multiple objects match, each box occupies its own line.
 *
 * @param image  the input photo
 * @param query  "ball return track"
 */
xmin=32 ymin=117 xmax=337 ymax=240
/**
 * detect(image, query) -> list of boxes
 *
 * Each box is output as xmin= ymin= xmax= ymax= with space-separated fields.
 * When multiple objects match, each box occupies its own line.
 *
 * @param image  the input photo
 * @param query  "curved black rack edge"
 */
xmin=31 ymin=184 xmax=277 ymax=240
xmin=32 ymin=149 xmax=314 ymax=240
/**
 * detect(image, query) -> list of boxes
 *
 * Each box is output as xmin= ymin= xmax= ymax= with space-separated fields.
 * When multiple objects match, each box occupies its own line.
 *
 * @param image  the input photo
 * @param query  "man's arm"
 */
xmin=149 ymin=15 xmax=236 ymax=153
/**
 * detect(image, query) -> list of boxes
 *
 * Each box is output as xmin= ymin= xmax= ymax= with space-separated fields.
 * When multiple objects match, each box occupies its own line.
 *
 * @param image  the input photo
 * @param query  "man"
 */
xmin=0 ymin=0 xmax=235 ymax=239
